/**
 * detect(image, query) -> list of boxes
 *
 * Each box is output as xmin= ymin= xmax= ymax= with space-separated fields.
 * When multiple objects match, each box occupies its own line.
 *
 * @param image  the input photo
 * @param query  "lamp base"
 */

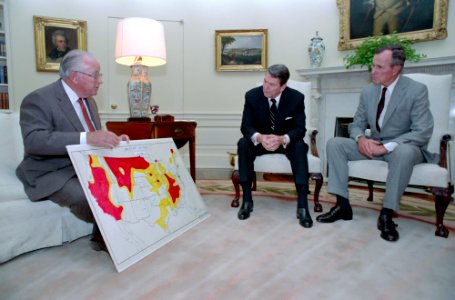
xmin=128 ymin=117 xmax=151 ymax=122
xmin=128 ymin=64 xmax=152 ymax=119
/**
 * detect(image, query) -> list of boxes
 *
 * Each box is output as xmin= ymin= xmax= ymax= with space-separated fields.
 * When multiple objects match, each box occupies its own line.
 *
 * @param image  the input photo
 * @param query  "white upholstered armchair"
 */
xmin=231 ymin=80 xmax=323 ymax=212
xmin=348 ymin=73 xmax=453 ymax=238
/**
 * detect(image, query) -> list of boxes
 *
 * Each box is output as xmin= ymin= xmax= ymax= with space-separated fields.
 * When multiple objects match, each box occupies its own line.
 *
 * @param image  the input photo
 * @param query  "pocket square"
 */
xmin=285 ymin=117 xmax=293 ymax=120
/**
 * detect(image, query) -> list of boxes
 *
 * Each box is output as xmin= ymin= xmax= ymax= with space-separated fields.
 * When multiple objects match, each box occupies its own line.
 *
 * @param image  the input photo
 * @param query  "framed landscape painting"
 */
xmin=337 ymin=0 xmax=448 ymax=50
xmin=215 ymin=29 xmax=267 ymax=71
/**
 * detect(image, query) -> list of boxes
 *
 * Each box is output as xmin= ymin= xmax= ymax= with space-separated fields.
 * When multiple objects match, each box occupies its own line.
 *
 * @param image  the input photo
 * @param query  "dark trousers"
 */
xmin=237 ymin=137 xmax=309 ymax=205
xmin=48 ymin=176 xmax=95 ymax=223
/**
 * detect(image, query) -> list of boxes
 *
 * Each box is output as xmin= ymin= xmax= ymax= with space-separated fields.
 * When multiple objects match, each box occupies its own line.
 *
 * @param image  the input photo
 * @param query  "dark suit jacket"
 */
xmin=16 ymin=79 xmax=101 ymax=201
xmin=240 ymin=86 xmax=306 ymax=143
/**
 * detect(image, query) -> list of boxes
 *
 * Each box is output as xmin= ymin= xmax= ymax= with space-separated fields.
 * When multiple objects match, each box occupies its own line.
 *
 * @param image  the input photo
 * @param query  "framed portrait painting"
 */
xmin=215 ymin=29 xmax=267 ymax=71
xmin=34 ymin=16 xmax=87 ymax=72
xmin=337 ymin=0 xmax=448 ymax=50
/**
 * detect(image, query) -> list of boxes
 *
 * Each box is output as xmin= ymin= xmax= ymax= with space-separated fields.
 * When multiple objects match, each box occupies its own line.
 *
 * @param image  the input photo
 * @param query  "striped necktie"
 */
xmin=376 ymin=87 xmax=387 ymax=132
xmin=77 ymin=98 xmax=95 ymax=132
xmin=270 ymin=98 xmax=277 ymax=132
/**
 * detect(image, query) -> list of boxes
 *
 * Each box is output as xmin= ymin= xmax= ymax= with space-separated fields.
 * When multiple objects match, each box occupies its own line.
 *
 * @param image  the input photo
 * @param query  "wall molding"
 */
xmin=100 ymin=112 xmax=243 ymax=169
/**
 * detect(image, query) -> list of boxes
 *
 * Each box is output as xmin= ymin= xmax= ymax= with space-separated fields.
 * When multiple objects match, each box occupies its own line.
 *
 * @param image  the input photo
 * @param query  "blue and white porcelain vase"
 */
xmin=308 ymin=31 xmax=325 ymax=67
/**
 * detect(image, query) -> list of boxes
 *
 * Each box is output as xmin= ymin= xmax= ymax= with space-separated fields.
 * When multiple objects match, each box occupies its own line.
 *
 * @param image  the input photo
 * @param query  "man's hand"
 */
xmin=87 ymin=131 xmax=129 ymax=149
xmin=258 ymin=134 xmax=285 ymax=152
xmin=357 ymin=136 xmax=388 ymax=158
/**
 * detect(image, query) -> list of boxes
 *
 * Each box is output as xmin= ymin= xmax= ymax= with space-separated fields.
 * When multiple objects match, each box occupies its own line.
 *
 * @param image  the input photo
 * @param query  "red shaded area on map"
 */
xmin=87 ymin=151 xmax=182 ymax=225
xmin=104 ymin=156 xmax=150 ymax=193
xmin=88 ymin=155 xmax=124 ymax=220
xmin=164 ymin=174 xmax=181 ymax=204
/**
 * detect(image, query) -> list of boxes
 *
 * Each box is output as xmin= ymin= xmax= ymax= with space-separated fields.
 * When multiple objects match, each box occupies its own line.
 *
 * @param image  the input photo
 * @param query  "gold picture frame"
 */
xmin=215 ymin=29 xmax=267 ymax=71
xmin=337 ymin=0 xmax=448 ymax=50
xmin=34 ymin=16 xmax=87 ymax=72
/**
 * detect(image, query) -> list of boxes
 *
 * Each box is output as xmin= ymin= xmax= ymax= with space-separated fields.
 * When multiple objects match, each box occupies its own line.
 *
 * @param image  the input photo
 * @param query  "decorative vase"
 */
xmin=308 ymin=31 xmax=325 ymax=67
xmin=127 ymin=64 xmax=152 ymax=120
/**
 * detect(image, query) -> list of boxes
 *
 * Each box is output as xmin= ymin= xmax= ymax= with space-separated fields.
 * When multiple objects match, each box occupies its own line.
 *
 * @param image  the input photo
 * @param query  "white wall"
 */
xmin=5 ymin=0 xmax=455 ymax=170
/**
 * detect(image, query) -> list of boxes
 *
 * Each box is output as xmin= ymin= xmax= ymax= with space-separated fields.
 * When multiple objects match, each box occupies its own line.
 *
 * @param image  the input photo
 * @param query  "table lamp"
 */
xmin=115 ymin=17 xmax=166 ymax=120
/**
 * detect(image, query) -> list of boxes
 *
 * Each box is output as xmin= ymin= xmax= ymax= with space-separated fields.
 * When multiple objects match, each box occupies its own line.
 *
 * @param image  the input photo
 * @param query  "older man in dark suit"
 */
xmin=237 ymin=64 xmax=312 ymax=228
xmin=16 ymin=50 xmax=129 ymax=251
xmin=317 ymin=45 xmax=434 ymax=242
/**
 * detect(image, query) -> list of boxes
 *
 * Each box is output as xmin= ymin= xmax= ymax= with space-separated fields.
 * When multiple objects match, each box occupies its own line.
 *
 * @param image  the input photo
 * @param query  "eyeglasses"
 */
xmin=75 ymin=71 xmax=103 ymax=80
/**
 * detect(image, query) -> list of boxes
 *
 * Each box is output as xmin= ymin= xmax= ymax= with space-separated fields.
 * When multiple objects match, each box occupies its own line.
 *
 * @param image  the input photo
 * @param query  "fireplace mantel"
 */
xmin=297 ymin=55 xmax=455 ymax=79
xmin=295 ymin=56 xmax=455 ymax=178
xmin=297 ymin=56 xmax=455 ymax=101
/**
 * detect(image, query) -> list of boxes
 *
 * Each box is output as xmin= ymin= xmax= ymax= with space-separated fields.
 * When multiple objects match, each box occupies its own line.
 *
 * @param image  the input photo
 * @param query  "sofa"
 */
xmin=0 ymin=112 xmax=92 ymax=263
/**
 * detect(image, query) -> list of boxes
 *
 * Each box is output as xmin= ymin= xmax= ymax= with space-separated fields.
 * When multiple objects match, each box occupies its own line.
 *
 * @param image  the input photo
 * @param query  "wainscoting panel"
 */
xmin=100 ymin=112 xmax=242 ymax=170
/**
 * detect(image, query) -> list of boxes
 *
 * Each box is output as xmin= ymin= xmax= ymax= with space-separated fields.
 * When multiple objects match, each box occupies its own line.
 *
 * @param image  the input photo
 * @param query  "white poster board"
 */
xmin=67 ymin=138 xmax=208 ymax=272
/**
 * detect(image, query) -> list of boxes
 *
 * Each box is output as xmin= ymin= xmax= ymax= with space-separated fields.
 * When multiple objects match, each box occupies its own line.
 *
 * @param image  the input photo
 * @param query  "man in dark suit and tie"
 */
xmin=16 ymin=50 xmax=129 ymax=251
xmin=237 ymin=64 xmax=312 ymax=228
xmin=317 ymin=45 xmax=434 ymax=242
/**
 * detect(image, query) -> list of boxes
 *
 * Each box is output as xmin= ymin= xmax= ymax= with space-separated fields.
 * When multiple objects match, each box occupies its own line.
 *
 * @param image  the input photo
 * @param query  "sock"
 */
xmin=380 ymin=207 xmax=394 ymax=217
xmin=336 ymin=195 xmax=351 ymax=210
xmin=296 ymin=184 xmax=309 ymax=209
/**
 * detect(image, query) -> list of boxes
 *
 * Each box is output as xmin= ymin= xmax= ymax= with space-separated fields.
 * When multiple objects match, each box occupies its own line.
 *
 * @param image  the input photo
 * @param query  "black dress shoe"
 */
xmin=316 ymin=205 xmax=353 ymax=223
xmin=90 ymin=230 xmax=108 ymax=252
xmin=377 ymin=214 xmax=399 ymax=242
xmin=238 ymin=201 xmax=254 ymax=220
xmin=91 ymin=239 xmax=108 ymax=252
xmin=296 ymin=208 xmax=313 ymax=228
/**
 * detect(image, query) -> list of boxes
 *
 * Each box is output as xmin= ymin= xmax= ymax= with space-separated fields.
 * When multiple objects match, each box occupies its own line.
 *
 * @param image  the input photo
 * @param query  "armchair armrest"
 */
xmin=439 ymin=134 xmax=451 ymax=169
xmin=439 ymin=134 xmax=453 ymax=194
xmin=306 ymin=126 xmax=319 ymax=157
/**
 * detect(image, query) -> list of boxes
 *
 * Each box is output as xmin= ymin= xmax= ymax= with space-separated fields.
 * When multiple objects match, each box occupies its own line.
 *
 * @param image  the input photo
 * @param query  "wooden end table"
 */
xmin=106 ymin=120 xmax=197 ymax=181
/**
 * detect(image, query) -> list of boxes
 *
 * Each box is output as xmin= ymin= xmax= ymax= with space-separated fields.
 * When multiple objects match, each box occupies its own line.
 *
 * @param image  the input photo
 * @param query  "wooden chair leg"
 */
xmin=310 ymin=173 xmax=323 ymax=212
xmin=433 ymin=186 xmax=453 ymax=238
xmin=231 ymin=170 xmax=240 ymax=207
xmin=231 ymin=171 xmax=257 ymax=207
xmin=367 ymin=180 xmax=374 ymax=201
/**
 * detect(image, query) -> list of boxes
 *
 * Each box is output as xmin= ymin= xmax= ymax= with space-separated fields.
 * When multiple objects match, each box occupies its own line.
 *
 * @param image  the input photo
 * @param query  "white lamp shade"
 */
xmin=115 ymin=17 xmax=167 ymax=67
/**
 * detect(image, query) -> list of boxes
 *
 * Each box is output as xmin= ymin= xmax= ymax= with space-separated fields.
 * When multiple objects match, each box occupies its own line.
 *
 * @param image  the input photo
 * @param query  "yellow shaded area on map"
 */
xmin=88 ymin=149 xmax=181 ymax=230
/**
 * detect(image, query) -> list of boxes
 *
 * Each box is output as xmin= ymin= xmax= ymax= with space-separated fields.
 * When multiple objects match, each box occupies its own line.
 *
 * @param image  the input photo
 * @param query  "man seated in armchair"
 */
xmin=237 ymin=64 xmax=313 ymax=228
xmin=317 ymin=45 xmax=437 ymax=242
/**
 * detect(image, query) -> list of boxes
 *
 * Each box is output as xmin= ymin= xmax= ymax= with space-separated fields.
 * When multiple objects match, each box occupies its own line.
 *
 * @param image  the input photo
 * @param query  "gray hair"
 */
xmin=375 ymin=45 xmax=406 ymax=70
xmin=59 ymin=49 xmax=95 ymax=78
xmin=267 ymin=64 xmax=290 ymax=85
xmin=51 ymin=30 xmax=68 ymax=45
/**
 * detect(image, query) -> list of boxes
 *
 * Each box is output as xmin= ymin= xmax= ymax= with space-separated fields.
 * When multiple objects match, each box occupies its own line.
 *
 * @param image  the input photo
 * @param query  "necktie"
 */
xmin=77 ymin=98 xmax=96 ymax=132
xmin=270 ymin=98 xmax=277 ymax=131
xmin=375 ymin=87 xmax=387 ymax=132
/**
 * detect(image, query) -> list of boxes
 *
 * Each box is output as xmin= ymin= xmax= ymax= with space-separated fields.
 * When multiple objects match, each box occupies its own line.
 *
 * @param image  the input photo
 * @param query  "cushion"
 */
xmin=0 ymin=112 xmax=27 ymax=200
xmin=348 ymin=160 xmax=449 ymax=188
xmin=234 ymin=153 xmax=321 ymax=174
xmin=0 ymin=112 xmax=92 ymax=263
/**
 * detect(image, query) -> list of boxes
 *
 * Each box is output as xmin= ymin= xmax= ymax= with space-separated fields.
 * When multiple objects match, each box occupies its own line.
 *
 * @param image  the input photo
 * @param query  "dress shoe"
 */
xmin=91 ymin=239 xmax=108 ymax=252
xmin=377 ymin=214 xmax=399 ymax=242
xmin=238 ymin=201 xmax=254 ymax=220
xmin=316 ymin=205 xmax=353 ymax=223
xmin=90 ymin=232 xmax=108 ymax=252
xmin=296 ymin=208 xmax=313 ymax=228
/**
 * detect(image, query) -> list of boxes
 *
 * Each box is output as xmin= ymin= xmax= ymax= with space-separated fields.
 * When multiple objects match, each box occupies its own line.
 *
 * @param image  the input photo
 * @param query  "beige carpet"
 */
xmin=197 ymin=179 xmax=455 ymax=231
xmin=0 ymin=180 xmax=454 ymax=300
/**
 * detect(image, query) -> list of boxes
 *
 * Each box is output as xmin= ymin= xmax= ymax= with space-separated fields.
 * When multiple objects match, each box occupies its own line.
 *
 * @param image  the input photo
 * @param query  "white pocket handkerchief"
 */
xmin=285 ymin=117 xmax=293 ymax=120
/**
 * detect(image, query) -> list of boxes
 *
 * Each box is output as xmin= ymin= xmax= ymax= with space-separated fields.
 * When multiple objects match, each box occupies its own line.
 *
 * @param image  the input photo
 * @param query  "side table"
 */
xmin=105 ymin=120 xmax=197 ymax=181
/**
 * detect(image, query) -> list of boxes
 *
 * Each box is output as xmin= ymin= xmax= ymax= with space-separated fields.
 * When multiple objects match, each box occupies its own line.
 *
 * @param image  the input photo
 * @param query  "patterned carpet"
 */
xmin=2 ymin=180 xmax=454 ymax=299
xmin=197 ymin=179 xmax=455 ymax=231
